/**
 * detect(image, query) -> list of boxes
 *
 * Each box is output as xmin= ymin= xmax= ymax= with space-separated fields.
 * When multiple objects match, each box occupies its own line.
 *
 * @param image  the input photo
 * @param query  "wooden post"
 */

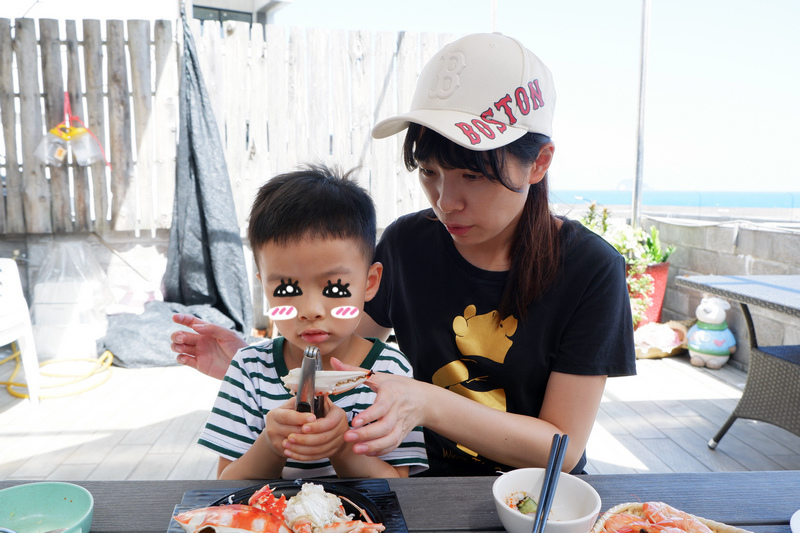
xmin=153 ymin=19 xmax=178 ymax=229
xmin=15 ymin=18 xmax=52 ymax=234
xmin=39 ymin=18 xmax=72 ymax=233
xmin=83 ymin=19 xmax=109 ymax=232
xmin=128 ymin=19 xmax=156 ymax=233
xmin=0 ymin=19 xmax=23 ymax=233
xmin=65 ymin=20 xmax=92 ymax=232
xmin=106 ymin=20 xmax=135 ymax=231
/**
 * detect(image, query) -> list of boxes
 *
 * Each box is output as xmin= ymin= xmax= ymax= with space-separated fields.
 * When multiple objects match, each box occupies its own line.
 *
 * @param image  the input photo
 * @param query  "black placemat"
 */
xmin=167 ymin=479 xmax=408 ymax=533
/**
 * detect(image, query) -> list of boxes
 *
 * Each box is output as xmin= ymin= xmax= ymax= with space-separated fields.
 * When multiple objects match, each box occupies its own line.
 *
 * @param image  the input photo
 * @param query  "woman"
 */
xmin=172 ymin=32 xmax=636 ymax=475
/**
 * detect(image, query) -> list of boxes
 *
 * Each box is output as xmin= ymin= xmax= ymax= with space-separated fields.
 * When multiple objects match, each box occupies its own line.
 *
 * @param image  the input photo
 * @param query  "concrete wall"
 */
xmin=652 ymin=218 xmax=800 ymax=370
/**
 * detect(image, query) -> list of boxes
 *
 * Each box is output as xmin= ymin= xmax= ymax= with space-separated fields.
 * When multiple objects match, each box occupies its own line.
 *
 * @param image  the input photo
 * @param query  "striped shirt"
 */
xmin=198 ymin=337 xmax=428 ymax=478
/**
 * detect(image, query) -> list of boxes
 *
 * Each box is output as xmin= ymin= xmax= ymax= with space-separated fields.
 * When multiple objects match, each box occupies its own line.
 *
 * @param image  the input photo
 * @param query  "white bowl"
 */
xmin=492 ymin=467 xmax=601 ymax=533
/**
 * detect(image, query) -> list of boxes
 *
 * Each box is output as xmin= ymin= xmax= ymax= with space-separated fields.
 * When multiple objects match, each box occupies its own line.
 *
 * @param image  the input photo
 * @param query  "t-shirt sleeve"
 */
xmin=554 ymin=252 xmax=637 ymax=377
xmin=364 ymin=222 xmax=396 ymax=329
xmin=197 ymin=348 xmax=265 ymax=461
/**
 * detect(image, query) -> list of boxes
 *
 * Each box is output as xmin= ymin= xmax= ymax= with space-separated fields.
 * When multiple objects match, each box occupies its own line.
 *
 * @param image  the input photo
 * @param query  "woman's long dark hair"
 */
xmin=402 ymin=124 xmax=561 ymax=320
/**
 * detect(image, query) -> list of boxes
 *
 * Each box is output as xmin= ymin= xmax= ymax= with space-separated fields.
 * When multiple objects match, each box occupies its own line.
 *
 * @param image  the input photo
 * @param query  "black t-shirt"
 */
xmin=365 ymin=209 xmax=636 ymax=476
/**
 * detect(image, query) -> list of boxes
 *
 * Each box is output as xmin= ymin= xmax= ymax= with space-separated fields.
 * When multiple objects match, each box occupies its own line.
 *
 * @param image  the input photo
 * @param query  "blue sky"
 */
xmin=275 ymin=0 xmax=800 ymax=193
xmin=9 ymin=0 xmax=799 ymax=192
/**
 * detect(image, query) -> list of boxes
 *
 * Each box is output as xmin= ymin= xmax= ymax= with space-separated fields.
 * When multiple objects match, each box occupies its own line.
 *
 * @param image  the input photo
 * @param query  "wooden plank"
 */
xmin=0 ymin=18 xmax=22 ymax=233
xmin=15 ymin=17 xmax=52 ymax=233
xmin=39 ymin=19 xmax=72 ymax=233
xmin=65 ymin=20 xmax=91 ymax=231
xmin=82 ymin=19 xmax=109 ymax=231
xmin=306 ymin=27 xmax=330 ymax=164
xmin=348 ymin=30 xmax=372 ymax=192
xmin=265 ymin=24 xmax=287 ymax=180
xmin=329 ymin=29 xmax=352 ymax=171
xmin=127 ymin=20 xmax=155 ymax=233
xmin=106 ymin=20 xmax=136 ymax=231
xmin=221 ymin=20 xmax=249 ymax=228
xmin=286 ymin=27 xmax=307 ymax=169
xmin=369 ymin=31 xmax=398 ymax=230
xmin=153 ymin=20 xmax=177 ymax=229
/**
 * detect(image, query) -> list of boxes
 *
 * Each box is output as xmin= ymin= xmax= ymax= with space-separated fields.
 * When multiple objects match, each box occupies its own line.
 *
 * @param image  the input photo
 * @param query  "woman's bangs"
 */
xmin=414 ymin=128 xmax=496 ymax=177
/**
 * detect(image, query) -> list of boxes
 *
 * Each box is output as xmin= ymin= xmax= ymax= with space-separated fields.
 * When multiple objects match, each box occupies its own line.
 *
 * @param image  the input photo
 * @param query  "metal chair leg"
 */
xmin=708 ymin=413 xmax=737 ymax=449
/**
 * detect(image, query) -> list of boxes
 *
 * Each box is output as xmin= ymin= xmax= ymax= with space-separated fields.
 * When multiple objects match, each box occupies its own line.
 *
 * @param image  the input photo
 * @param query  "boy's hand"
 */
xmin=265 ymin=398 xmax=316 ymax=457
xmin=283 ymin=396 xmax=350 ymax=462
xmin=171 ymin=313 xmax=248 ymax=379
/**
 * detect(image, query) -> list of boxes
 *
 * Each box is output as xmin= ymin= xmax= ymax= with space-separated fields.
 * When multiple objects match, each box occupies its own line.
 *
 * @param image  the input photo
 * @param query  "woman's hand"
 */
xmin=171 ymin=313 xmax=248 ymax=379
xmin=332 ymin=358 xmax=427 ymax=457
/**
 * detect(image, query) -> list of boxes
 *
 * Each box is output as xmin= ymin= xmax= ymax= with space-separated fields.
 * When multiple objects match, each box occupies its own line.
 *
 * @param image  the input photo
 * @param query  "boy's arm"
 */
xmin=328 ymin=445 xmax=409 ymax=478
xmin=217 ymin=433 xmax=286 ymax=480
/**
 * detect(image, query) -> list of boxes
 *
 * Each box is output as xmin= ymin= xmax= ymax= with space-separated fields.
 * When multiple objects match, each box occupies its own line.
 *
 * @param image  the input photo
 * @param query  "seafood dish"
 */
xmin=174 ymin=482 xmax=385 ymax=533
xmin=593 ymin=502 xmax=753 ymax=533
xmin=282 ymin=369 xmax=373 ymax=396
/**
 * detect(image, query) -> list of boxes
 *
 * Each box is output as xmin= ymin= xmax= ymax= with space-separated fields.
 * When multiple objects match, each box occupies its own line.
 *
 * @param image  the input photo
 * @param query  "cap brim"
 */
xmin=372 ymin=109 xmax=528 ymax=151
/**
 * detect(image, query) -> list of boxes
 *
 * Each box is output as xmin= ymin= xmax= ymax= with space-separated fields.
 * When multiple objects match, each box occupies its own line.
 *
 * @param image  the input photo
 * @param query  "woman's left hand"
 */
xmin=332 ymin=357 xmax=426 ymax=456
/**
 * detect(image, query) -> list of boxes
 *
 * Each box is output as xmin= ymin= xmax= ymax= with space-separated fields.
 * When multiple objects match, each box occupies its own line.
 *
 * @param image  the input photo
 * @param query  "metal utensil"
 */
xmin=295 ymin=346 xmax=324 ymax=418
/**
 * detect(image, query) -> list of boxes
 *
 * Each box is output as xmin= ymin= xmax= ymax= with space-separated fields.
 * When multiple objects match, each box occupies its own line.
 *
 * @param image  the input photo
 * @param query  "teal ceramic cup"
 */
xmin=0 ymin=482 xmax=93 ymax=533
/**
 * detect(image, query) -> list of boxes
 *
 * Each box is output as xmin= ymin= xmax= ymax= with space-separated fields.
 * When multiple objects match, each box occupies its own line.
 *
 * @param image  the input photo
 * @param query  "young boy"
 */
xmin=197 ymin=164 xmax=428 ymax=479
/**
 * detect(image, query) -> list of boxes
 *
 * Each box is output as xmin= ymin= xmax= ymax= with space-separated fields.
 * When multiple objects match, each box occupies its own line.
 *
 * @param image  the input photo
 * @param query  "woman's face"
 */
xmin=417 ymin=152 xmax=548 ymax=265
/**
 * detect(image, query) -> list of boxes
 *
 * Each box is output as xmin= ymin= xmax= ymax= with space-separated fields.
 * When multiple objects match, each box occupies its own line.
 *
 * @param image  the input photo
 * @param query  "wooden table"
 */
xmin=676 ymin=275 xmax=800 ymax=447
xmin=2 ymin=472 xmax=799 ymax=533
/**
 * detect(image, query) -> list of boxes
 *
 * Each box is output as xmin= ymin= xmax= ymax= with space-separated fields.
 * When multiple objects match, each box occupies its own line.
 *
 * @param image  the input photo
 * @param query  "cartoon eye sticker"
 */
xmin=268 ymin=305 xmax=297 ymax=320
xmin=274 ymin=278 xmax=302 ymax=297
xmin=332 ymin=306 xmax=359 ymax=319
xmin=322 ymin=279 xmax=351 ymax=298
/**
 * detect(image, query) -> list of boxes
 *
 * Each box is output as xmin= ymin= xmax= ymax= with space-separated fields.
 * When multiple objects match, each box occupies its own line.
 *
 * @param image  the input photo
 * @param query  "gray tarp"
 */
xmin=99 ymin=19 xmax=252 ymax=368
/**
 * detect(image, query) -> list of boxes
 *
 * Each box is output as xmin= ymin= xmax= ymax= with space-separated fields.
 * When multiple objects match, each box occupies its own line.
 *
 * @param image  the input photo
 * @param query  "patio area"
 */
xmin=1 ymin=348 xmax=799 ymax=481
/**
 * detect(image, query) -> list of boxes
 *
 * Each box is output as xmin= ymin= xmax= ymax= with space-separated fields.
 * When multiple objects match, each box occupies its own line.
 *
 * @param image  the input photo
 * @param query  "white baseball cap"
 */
xmin=372 ymin=32 xmax=555 ymax=151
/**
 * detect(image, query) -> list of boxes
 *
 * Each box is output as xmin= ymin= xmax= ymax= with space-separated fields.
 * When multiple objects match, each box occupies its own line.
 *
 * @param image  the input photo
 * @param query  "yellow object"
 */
xmin=1 ymin=344 xmax=113 ymax=400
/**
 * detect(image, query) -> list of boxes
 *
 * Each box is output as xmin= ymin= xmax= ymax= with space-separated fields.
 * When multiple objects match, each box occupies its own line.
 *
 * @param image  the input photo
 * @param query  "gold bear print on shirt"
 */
xmin=432 ymin=305 xmax=518 ymax=457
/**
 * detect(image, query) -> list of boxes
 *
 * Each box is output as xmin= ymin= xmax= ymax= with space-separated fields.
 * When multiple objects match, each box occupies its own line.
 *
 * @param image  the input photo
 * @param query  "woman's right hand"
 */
xmin=333 ymin=357 xmax=427 ymax=457
xmin=171 ymin=313 xmax=248 ymax=379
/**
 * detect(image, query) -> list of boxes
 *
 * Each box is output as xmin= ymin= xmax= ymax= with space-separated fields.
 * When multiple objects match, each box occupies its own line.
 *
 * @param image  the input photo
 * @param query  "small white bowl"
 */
xmin=492 ymin=467 xmax=601 ymax=533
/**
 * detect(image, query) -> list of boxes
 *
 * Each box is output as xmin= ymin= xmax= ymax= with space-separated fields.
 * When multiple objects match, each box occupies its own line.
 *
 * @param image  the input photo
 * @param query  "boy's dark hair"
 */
xmin=403 ymin=125 xmax=560 ymax=321
xmin=248 ymin=164 xmax=376 ymax=267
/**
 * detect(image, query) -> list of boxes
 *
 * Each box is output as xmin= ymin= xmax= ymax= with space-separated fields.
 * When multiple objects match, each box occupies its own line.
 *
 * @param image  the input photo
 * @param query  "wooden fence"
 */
xmin=0 ymin=18 xmax=454 ymax=236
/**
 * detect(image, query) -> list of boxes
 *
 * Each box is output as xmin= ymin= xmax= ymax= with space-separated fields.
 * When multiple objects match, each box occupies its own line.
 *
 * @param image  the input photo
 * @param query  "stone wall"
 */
xmin=651 ymin=218 xmax=800 ymax=370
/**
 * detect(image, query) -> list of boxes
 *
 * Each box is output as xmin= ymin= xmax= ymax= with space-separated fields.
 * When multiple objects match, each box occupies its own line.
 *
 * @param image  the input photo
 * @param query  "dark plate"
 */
xmin=169 ymin=479 xmax=408 ymax=533
xmin=210 ymin=479 xmax=383 ymax=524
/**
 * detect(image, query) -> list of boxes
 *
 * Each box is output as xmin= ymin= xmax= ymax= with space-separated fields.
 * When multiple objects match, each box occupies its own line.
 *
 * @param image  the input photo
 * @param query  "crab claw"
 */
xmin=173 ymin=504 xmax=291 ymax=533
xmin=282 ymin=369 xmax=374 ymax=396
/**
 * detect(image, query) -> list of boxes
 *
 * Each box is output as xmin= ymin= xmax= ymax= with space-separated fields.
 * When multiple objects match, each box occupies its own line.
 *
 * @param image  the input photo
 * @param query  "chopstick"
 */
xmin=532 ymin=433 xmax=569 ymax=533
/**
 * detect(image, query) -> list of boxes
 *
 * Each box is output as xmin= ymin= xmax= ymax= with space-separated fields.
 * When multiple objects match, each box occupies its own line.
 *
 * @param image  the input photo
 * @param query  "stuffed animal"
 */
xmin=687 ymin=297 xmax=737 ymax=369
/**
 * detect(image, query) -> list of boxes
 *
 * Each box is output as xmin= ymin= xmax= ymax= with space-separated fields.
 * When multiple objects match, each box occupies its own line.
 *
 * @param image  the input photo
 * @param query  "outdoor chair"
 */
xmin=0 ymin=258 xmax=41 ymax=405
xmin=708 ymin=302 xmax=800 ymax=448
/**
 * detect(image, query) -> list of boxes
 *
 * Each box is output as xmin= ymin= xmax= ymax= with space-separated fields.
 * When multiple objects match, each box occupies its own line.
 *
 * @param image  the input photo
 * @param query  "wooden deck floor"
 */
xmin=1 ymin=350 xmax=799 ymax=480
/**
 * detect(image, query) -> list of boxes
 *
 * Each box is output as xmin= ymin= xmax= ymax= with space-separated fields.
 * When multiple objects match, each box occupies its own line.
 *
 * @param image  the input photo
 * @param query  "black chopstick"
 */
xmin=532 ymin=433 xmax=569 ymax=533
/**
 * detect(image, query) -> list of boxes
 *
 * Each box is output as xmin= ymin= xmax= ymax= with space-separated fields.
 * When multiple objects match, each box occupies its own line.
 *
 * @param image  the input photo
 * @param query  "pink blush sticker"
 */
xmin=332 ymin=306 xmax=359 ymax=319
xmin=268 ymin=305 xmax=297 ymax=320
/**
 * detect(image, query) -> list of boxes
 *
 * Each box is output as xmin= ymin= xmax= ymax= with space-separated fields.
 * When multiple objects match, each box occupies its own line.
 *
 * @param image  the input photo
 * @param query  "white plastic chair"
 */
xmin=0 ymin=258 xmax=40 ymax=405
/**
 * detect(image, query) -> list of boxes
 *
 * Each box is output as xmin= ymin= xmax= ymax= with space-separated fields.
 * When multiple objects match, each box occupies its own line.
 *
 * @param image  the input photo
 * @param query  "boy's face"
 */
xmin=256 ymin=236 xmax=381 ymax=362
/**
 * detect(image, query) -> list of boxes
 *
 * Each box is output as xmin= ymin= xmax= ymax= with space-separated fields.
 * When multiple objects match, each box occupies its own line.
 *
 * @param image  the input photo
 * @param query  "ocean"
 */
xmin=550 ymin=190 xmax=800 ymax=222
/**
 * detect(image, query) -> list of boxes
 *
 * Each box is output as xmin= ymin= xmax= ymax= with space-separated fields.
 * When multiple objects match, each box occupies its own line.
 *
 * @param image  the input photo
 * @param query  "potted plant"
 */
xmin=579 ymin=202 xmax=675 ymax=328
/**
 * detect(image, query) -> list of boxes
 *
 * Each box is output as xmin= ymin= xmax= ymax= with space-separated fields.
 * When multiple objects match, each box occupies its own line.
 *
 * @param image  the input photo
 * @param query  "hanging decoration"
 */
xmin=34 ymin=91 xmax=110 ymax=168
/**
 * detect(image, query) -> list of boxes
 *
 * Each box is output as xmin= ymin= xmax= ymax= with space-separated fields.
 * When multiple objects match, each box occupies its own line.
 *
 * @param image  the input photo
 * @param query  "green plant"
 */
xmin=579 ymin=202 xmax=675 ymax=327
